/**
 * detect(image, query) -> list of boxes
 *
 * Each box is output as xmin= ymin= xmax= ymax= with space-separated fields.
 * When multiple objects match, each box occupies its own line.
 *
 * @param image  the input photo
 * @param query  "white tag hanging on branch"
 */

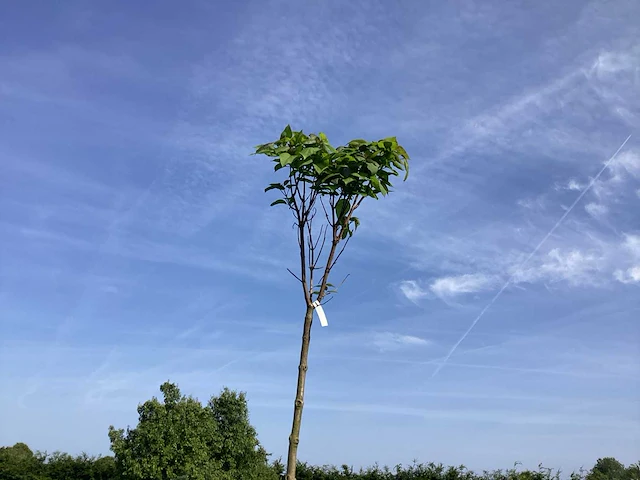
xmin=311 ymin=300 xmax=328 ymax=327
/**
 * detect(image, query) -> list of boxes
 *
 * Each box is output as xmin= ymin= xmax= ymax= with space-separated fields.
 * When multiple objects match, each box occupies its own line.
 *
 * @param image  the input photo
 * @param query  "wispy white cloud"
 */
xmin=613 ymin=234 xmax=640 ymax=285
xmin=566 ymin=179 xmax=585 ymax=191
xmin=621 ymin=234 xmax=640 ymax=257
xmin=517 ymin=195 xmax=547 ymax=211
xmin=614 ymin=266 xmax=640 ymax=285
xmin=401 ymin=230 xmax=640 ymax=301
xmin=430 ymin=273 xmax=498 ymax=299
xmin=400 ymin=273 xmax=503 ymax=303
xmin=584 ymin=202 xmax=608 ymax=219
xmin=371 ymin=332 xmax=431 ymax=352
xmin=417 ymin=46 xmax=637 ymax=172
xmin=586 ymin=48 xmax=640 ymax=127
xmin=592 ymin=149 xmax=640 ymax=201
xmin=612 ymin=150 xmax=640 ymax=178
xmin=512 ymin=248 xmax=605 ymax=287
xmin=398 ymin=280 xmax=430 ymax=303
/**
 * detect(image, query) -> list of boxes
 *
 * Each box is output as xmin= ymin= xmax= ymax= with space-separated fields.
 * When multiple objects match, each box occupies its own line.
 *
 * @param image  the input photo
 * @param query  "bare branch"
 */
xmin=310 ymin=220 xmax=323 ymax=249
xmin=329 ymin=234 xmax=352 ymax=270
xmin=297 ymin=197 xmax=311 ymax=304
xmin=320 ymin=196 xmax=332 ymax=224
xmin=287 ymin=268 xmax=303 ymax=283
xmin=320 ymin=295 xmax=334 ymax=307
xmin=313 ymin=225 xmax=328 ymax=266
xmin=306 ymin=218 xmax=314 ymax=292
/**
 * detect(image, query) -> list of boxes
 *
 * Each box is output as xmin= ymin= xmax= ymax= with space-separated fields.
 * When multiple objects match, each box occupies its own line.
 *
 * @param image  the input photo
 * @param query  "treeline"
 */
xmin=3 ymin=445 xmax=638 ymax=480
xmin=291 ymin=458 xmax=640 ymax=480
xmin=1 ymin=382 xmax=638 ymax=480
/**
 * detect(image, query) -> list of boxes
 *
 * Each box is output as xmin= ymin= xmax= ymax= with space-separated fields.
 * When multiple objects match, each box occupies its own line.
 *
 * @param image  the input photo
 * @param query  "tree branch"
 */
xmin=306 ymin=217 xmax=314 ymax=293
xmin=330 ymin=235 xmax=352 ymax=270
xmin=287 ymin=268 xmax=303 ymax=283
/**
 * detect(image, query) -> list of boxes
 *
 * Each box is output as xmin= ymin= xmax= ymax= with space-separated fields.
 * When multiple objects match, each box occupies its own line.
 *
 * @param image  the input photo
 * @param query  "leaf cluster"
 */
xmin=254 ymin=126 xmax=410 ymax=304
xmin=257 ymin=126 xmax=409 ymax=238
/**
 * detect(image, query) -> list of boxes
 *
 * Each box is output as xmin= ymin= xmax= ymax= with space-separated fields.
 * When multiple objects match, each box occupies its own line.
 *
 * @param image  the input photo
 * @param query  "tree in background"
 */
xmin=626 ymin=463 xmax=640 ymax=480
xmin=0 ymin=443 xmax=46 ymax=480
xmin=255 ymin=126 xmax=410 ymax=480
xmin=0 ymin=445 xmax=115 ymax=480
xmin=108 ymin=381 xmax=276 ymax=480
xmin=91 ymin=456 xmax=117 ymax=480
xmin=587 ymin=458 xmax=627 ymax=480
xmin=587 ymin=458 xmax=640 ymax=480
xmin=208 ymin=387 xmax=275 ymax=479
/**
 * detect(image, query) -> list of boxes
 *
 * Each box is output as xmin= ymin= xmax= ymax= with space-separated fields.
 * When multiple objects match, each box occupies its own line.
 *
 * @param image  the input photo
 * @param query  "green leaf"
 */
xmin=335 ymin=198 xmax=350 ymax=221
xmin=301 ymin=147 xmax=319 ymax=159
xmin=370 ymin=175 xmax=388 ymax=195
xmin=312 ymin=156 xmax=330 ymax=174
xmin=279 ymin=152 xmax=293 ymax=166
xmin=270 ymin=199 xmax=287 ymax=207
xmin=293 ymin=130 xmax=307 ymax=143
xmin=366 ymin=162 xmax=379 ymax=174
xmin=264 ymin=183 xmax=285 ymax=192
xmin=254 ymin=143 xmax=273 ymax=155
xmin=281 ymin=125 xmax=293 ymax=139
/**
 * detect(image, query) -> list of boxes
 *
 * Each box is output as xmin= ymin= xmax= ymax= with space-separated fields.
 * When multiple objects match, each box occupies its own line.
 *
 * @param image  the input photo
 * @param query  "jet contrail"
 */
xmin=431 ymin=134 xmax=633 ymax=378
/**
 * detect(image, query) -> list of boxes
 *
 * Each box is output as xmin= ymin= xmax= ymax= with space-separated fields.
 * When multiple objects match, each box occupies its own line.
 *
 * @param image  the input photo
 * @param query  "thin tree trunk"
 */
xmin=285 ymin=304 xmax=314 ymax=480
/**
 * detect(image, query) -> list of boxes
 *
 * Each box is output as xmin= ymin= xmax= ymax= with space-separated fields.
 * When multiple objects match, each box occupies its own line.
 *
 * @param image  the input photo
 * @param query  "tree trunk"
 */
xmin=285 ymin=304 xmax=314 ymax=480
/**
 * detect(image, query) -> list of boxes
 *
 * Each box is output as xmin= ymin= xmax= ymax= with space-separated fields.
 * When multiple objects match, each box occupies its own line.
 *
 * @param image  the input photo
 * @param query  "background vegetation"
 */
xmin=2 ymin=382 xmax=637 ymax=480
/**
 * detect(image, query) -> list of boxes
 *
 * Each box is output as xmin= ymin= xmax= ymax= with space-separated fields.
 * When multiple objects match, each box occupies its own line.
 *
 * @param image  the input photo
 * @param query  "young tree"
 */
xmin=254 ymin=126 xmax=410 ymax=480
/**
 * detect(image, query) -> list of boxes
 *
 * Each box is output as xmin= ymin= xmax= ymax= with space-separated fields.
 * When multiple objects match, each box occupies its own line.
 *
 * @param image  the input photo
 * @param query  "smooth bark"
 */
xmin=285 ymin=304 xmax=314 ymax=480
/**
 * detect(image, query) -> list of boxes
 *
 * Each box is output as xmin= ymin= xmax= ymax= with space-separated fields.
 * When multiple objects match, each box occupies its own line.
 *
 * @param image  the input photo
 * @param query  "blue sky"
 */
xmin=1 ymin=0 xmax=639 ymax=473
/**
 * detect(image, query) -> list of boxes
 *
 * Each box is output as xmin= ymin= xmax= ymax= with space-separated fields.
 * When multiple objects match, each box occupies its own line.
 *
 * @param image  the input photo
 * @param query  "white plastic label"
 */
xmin=312 ymin=300 xmax=328 ymax=327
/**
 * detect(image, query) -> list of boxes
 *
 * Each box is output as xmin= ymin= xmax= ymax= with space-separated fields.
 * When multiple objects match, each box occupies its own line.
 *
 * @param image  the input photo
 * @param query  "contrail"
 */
xmin=431 ymin=134 xmax=633 ymax=378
